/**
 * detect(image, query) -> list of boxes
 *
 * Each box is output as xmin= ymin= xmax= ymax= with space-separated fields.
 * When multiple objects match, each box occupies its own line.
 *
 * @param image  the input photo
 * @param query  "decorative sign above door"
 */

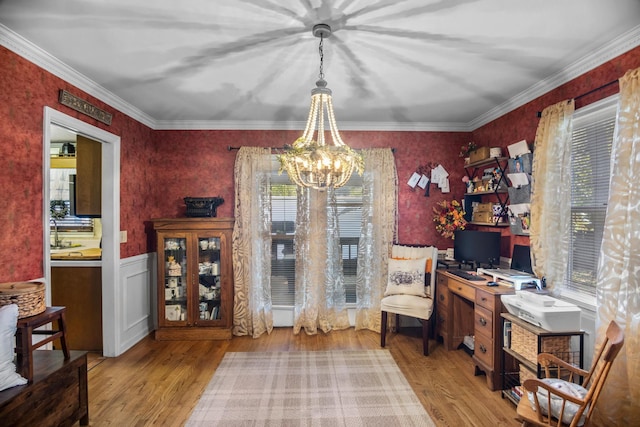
xmin=58 ymin=89 xmax=113 ymax=125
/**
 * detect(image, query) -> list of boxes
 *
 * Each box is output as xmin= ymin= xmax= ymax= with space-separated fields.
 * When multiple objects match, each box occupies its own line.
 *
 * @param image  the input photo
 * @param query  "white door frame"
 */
xmin=42 ymin=106 xmax=121 ymax=357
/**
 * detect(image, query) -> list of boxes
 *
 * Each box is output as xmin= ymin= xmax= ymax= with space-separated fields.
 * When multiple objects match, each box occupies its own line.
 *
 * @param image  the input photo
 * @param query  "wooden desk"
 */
xmin=435 ymin=270 xmax=514 ymax=390
xmin=0 ymin=350 xmax=88 ymax=426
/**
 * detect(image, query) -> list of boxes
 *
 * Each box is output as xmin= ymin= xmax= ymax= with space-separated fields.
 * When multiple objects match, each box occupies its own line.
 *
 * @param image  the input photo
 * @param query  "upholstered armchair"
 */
xmin=380 ymin=245 xmax=438 ymax=356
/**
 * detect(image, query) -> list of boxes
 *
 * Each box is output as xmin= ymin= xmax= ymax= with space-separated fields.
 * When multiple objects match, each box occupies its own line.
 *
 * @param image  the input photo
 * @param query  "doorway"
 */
xmin=43 ymin=107 xmax=121 ymax=357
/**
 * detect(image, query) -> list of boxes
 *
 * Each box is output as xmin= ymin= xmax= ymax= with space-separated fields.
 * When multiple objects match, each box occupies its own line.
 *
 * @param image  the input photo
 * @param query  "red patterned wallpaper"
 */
xmin=0 ymin=46 xmax=154 ymax=282
xmin=151 ymin=129 xmax=471 ymax=250
xmin=1 ymin=43 xmax=638 ymax=282
xmin=471 ymin=45 xmax=640 ymax=257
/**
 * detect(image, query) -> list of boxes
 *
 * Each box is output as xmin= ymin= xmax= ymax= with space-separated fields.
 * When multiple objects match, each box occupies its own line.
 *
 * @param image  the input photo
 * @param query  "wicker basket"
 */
xmin=511 ymin=323 xmax=571 ymax=364
xmin=519 ymin=365 xmax=538 ymax=384
xmin=0 ymin=281 xmax=46 ymax=318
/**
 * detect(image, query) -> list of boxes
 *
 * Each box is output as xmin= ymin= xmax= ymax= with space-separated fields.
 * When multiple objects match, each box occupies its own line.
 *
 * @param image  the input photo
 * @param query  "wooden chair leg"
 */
xmin=381 ymin=311 xmax=388 ymax=348
xmin=422 ymin=318 xmax=430 ymax=356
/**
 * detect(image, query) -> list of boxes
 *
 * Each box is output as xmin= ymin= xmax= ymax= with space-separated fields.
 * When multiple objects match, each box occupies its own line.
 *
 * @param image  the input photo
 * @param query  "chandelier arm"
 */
xmin=317 ymin=95 xmax=326 ymax=147
xmin=301 ymin=95 xmax=319 ymax=143
xmin=325 ymin=96 xmax=346 ymax=147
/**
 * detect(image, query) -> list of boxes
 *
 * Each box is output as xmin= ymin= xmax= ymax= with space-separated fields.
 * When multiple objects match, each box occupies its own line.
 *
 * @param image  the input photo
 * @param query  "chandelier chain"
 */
xmin=318 ymin=33 xmax=324 ymax=80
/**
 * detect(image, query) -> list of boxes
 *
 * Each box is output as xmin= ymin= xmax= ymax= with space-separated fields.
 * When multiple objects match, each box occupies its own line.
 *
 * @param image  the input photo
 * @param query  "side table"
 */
xmin=15 ymin=306 xmax=70 ymax=382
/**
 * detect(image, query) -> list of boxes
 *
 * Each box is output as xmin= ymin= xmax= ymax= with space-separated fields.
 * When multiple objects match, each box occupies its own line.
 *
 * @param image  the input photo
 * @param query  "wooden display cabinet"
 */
xmin=152 ymin=218 xmax=234 ymax=340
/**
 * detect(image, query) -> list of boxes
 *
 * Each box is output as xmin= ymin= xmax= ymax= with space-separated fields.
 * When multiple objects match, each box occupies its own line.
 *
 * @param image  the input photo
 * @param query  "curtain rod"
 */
xmin=227 ymin=146 xmax=396 ymax=152
xmin=227 ymin=145 xmax=280 ymax=151
xmin=537 ymin=78 xmax=619 ymax=117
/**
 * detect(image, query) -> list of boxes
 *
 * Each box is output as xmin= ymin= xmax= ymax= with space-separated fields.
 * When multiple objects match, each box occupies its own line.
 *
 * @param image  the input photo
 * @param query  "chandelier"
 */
xmin=278 ymin=24 xmax=363 ymax=190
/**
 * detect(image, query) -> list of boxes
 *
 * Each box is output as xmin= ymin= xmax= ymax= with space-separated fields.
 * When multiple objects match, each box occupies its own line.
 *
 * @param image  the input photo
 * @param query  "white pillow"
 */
xmin=384 ymin=257 xmax=427 ymax=297
xmin=0 ymin=304 xmax=28 ymax=391
xmin=527 ymin=378 xmax=588 ymax=426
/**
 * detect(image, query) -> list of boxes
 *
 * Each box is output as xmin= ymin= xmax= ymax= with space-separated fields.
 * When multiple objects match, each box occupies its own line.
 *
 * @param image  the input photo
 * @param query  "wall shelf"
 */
xmin=463 ymin=156 xmax=510 ymax=227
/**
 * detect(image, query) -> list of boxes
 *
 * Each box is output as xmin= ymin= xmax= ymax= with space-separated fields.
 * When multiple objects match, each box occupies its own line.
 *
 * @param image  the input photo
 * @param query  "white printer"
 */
xmin=501 ymin=292 xmax=581 ymax=332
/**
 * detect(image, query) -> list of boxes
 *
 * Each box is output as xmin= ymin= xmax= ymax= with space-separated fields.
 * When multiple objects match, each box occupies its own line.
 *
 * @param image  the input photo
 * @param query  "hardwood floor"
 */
xmin=84 ymin=328 xmax=521 ymax=426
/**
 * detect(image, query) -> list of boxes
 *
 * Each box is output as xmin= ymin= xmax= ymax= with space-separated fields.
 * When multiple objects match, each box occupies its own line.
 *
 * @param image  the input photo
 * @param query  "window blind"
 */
xmin=270 ymin=156 xmax=363 ymax=306
xmin=566 ymin=98 xmax=616 ymax=296
xmin=51 ymin=200 xmax=94 ymax=232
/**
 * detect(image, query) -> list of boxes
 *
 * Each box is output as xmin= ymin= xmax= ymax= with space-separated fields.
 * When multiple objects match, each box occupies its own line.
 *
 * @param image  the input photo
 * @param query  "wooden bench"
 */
xmin=0 ymin=350 xmax=88 ymax=426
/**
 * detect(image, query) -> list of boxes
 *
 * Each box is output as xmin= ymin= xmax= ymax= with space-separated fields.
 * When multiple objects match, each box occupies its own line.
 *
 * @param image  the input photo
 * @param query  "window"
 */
xmin=51 ymin=200 xmax=94 ymax=232
xmin=50 ymin=169 xmax=94 ymax=232
xmin=566 ymin=96 xmax=617 ymax=297
xmin=270 ymin=156 xmax=363 ymax=306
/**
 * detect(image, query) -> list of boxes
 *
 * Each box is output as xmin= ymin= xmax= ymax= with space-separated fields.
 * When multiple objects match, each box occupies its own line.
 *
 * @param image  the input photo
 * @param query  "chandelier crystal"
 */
xmin=278 ymin=24 xmax=363 ymax=190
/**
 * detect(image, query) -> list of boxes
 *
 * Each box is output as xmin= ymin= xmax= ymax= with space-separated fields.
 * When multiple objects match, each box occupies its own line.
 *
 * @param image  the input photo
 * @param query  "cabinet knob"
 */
xmin=479 ymin=344 xmax=487 ymax=353
xmin=439 ymin=294 xmax=444 ymax=301
xmin=438 ymin=315 xmax=444 ymax=324
xmin=479 ymin=317 xmax=487 ymax=326
xmin=481 ymin=297 xmax=487 ymax=302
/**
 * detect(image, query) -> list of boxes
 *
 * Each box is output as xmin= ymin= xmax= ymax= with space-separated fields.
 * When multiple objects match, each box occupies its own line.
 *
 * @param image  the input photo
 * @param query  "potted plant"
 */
xmin=459 ymin=142 xmax=477 ymax=164
xmin=433 ymin=200 xmax=467 ymax=239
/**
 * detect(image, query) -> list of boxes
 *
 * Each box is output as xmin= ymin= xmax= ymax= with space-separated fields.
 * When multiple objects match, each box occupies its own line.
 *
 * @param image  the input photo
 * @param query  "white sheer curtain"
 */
xmin=354 ymin=148 xmax=398 ymax=332
xmin=592 ymin=67 xmax=640 ymax=425
xmin=529 ymin=100 xmax=575 ymax=292
xmin=231 ymin=147 xmax=273 ymax=338
xmin=293 ymin=187 xmax=350 ymax=334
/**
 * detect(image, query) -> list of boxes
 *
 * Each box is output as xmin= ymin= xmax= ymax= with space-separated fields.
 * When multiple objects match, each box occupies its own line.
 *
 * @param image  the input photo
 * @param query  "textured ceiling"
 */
xmin=1 ymin=0 xmax=639 ymax=131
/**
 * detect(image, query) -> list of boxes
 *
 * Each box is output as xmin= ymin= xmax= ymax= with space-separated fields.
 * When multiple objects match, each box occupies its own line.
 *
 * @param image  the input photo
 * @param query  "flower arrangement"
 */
xmin=433 ymin=200 xmax=467 ymax=239
xmin=459 ymin=141 xmax=478 ymax=158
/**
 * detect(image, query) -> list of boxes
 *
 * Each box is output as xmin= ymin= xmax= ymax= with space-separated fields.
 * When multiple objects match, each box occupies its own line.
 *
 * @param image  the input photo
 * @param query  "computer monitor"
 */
xmin=511 ymin=244 xmax=533 ymax=274
xmin=453 ymin=230 xmax=501 ymax=268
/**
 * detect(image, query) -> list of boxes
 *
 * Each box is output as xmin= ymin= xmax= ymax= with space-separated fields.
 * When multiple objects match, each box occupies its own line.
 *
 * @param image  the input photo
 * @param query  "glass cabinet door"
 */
xmin=197 ymin=237 xmax=222 ymax=322
xmin=162 ymin=237 xmax=188 ymax=323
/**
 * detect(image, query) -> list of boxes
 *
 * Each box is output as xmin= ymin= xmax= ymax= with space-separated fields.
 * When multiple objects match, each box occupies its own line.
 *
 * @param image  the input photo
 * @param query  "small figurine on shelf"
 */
xmin=462 ymin=176 xmax=474 ymax=193
xmin=167 ymin=255 xmax=182 ymax=277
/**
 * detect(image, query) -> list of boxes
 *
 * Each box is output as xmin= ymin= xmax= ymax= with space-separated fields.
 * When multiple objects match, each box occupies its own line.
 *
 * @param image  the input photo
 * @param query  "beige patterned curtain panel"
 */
xmin=593 ymin=66 xmax=640 ymax=425
xmin=231 ymin=147 xmax=273 ymax=338
xmin=355 ymin=148 xmax=398 ymax=332
xmin=529 ymin=99 xmax=575 ymax=292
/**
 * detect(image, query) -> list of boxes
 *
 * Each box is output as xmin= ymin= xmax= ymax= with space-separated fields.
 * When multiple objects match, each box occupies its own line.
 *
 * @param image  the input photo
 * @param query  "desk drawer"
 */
xmin=474 ymin=305 xmax=493 ymax=339
xmin=436 ymin=308 xmax=448 ymax=337
xmin=474 ymin=333 xmax=494 ymax=367
xmin=436 ymin=283 xmax=449 ymax=307
xmin=448 ymin=280 xmax=475 ymax=301
xmin=475 ymin=289 xmax=496 ymax=312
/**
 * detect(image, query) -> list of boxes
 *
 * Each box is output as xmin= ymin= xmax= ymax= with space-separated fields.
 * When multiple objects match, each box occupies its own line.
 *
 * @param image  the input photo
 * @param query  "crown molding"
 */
xmin=468 ymin=24 xmax=640 ymax=131
xmin=0 ymin=24 xmax=156 ymax=129
xmin=153 ymin=119 xmax=472 ymax=132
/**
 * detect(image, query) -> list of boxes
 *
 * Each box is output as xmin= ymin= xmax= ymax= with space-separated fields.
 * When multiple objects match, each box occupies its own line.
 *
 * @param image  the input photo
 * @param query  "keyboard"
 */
xmin=449 ymin=269 xmax=485 ymax=281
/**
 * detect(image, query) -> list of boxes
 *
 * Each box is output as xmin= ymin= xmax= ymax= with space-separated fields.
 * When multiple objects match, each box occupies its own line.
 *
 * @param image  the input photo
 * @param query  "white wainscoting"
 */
xmin=114 ymin=252 xmax=157 ymax=356
xmin=273 ymin=306 xmax=357 ymax=327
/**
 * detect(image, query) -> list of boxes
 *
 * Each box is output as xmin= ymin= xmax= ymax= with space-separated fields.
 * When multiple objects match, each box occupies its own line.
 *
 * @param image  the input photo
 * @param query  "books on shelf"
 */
xmin=503 ymin=320 xmax=512 ymax=349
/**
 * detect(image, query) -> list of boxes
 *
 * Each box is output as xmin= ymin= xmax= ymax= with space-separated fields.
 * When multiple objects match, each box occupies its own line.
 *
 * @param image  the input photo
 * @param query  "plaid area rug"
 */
xmin=186 ymin=350 xmax=435 ymax=426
